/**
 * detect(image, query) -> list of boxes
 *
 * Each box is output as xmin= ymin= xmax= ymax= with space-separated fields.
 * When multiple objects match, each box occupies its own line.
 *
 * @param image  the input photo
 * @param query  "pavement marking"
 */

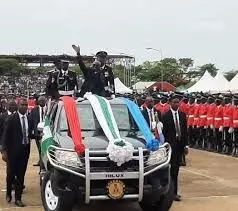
xmin=183 ymin=195 xmax=238 ymax=200
xmin=181 ymin=168 xmax=238 ymax=188
xmin=0 ymin=205 xmax=42 ymax=211
xmin=181 ymin=168 xmax=225 ymax=182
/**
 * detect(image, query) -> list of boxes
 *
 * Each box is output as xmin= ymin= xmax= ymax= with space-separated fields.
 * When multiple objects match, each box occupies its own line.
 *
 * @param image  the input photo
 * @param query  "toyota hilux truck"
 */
xmin=38 ymin=98 xmax=173 ymax=211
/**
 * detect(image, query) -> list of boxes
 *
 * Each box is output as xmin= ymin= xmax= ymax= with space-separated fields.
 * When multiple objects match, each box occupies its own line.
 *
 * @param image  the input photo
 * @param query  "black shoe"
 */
xmin=15 ymin=200 xmax=25 ymax=207
xmin=33 ymin=161 xmax=40 ymax=167
xmin=174 ymin=195 xmax=182 ymax=202
xmin=6 ymin=194 xmax=12 ymax=203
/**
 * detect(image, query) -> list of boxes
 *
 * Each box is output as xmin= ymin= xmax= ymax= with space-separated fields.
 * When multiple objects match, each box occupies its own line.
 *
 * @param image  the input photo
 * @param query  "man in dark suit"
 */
xmin=161 ymin=94 xmax=188 ymax=202
xmin=1 ymin=99 xmax=33 ymax=207
xmin=72 ymin=45 xmax=115 ymax=97
xmin=0 ymin=100 xmax=18 ymax=152
xmin=142 ymin=96 xmax=161 ymax=131
xmin=29 ymin=96 xmax=46 ymax=166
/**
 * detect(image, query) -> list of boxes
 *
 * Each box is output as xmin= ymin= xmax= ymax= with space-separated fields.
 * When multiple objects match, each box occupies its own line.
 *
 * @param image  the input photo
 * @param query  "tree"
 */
xmin=224 ymin=70 xmax=238 ymax=81
xmin=179 ymin=58 xmax=194 ymax=73
xmin=135 ymin=58 xmax=188 ymax=87
xmin=0 ymin=59 xmax=30 ymax=76
xmin=198 ymin=63 xmax=218 ymax=77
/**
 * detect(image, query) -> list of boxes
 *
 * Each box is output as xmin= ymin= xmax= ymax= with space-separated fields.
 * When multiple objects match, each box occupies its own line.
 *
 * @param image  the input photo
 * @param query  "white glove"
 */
xmin=210 ymin=125 xmax=214 ymax=129
xmin=228 ymin=127 xmax=234 ymax=134
xmin=158 ymin=121 xmax=163 ymax=129
xmin=204 ymin=126 xmax=207 ymax=129
xmin=152 ymin=121 xmax=157 ymax=130
xmin=219 ymin=126 xmax=223 ymax=132
xmin=156 ymin=122 xmax=163 ymax=133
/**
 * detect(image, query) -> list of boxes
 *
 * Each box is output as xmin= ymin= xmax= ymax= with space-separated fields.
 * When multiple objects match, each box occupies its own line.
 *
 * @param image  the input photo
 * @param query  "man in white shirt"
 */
xmin=142 ymin=96 xmax=158 ymax=131
xmin=161 ymin=94 xmax=188 ymax=202
xmin=1 ymin=99 xmax=33 ymax=207
xmin=29 ymin=96 xmax=46 ymax=166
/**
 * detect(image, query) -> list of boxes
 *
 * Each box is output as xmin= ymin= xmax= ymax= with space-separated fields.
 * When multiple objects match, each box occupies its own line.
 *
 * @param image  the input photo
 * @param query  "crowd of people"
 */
xmin=0 ymin=74 xmax=47 ymax=96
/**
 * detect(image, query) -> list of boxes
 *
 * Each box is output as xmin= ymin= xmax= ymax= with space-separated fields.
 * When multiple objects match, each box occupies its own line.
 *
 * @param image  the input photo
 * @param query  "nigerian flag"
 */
xmin=41 ymin=116 xmax=56 ymax=157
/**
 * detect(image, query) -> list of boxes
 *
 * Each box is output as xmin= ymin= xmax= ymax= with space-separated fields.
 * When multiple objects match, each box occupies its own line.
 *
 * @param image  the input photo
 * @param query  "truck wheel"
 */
xmin=156 ymin=178 xmax=174 ymax=211
xmin=41 ymin=171 xmax=74 ymax=211
xmin=139 ymin=177 xmax=174 ymax=211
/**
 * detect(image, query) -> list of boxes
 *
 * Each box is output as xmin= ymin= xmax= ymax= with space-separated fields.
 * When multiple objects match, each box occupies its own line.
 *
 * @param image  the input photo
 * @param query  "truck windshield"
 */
xmin=59 ymin=104 xmax=132 ymax=132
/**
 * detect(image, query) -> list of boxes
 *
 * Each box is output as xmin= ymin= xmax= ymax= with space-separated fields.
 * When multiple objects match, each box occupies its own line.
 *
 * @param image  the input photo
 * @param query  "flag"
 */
xmin=41 ymin=116 xmax=56 ymax=157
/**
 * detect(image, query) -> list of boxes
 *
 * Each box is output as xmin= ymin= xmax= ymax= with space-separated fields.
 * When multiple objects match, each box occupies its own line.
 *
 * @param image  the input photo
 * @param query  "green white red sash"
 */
xmin=85 ymin=94 xmax=134 ymax=166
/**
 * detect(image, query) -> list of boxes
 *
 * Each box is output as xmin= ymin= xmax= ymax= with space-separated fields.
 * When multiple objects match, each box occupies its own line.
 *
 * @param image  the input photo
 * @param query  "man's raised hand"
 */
xmin=72 ymin=45 xmax=80 ymax=55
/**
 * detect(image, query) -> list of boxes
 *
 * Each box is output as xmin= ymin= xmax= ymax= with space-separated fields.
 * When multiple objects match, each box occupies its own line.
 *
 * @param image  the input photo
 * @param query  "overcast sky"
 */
xmin=1 ymin=0 xmax=238 ymax=71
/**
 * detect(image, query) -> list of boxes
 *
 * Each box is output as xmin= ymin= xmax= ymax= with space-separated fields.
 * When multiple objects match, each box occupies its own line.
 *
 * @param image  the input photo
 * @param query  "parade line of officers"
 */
xmin=141 ymin=93 xmax=238 ymax=156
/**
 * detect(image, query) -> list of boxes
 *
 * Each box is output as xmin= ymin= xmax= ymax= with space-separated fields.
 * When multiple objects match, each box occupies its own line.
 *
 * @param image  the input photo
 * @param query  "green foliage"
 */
xmin=224 ymin=70 xmax=238 ymax=81
xmin=71 ymin=66 xmax=82 ymax=75
xmin=135 ymin=58 xmax=193 ymax=87
xmin=132 ymin=59 xmax=220 ymax=88
xmin=198 ymin=63 xmax=218 ymax=77
xmin=0 ymin=59 xmax=32 ymax=76
xmin=113 ymin=64 xmax=124 ymax=81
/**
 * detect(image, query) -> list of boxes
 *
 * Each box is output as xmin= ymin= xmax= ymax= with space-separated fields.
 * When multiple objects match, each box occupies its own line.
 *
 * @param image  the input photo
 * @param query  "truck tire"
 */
xmin=41 ymin=171 xmax=74 ymax=211
xmin=139 ymin=177 xmax=174 ymax=211
xmin=156 ymin=178 xmax=174 ymax=211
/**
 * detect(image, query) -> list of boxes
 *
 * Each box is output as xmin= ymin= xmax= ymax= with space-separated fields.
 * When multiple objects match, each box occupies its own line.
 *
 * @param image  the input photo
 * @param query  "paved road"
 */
xmin=1 ymin=145 xmax=238 ymax=211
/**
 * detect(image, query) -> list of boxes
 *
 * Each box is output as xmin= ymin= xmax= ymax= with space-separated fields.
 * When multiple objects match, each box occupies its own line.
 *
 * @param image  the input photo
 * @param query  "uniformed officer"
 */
xmin=198 ymin=96 xmax=208 ymax=149
xmin=222 ymin=95 xmax=234 ymax=154
xmin=213 ymin=96 xmax=224 ymax=152
xmin=72 ymin=45 xmax=115 ymax=97
xmin=155 ymin=94 xmax=170 ymax=116
xmin=206 ymin=96 xmax=216 ymax=151
xmin=45 ymin=59 xmax=61 ymax=99
xmin=187 ymin=95 xmax=196 ymax=147
xmin=193 ymin=96 xmax=201 ymax=148
xmin=46 ymin=59 xmax=78 ymax=97
xmin=232 ymin=96 xmax=238 ymax=156
xmin=57 ymin=60 xmax=78 ymax=96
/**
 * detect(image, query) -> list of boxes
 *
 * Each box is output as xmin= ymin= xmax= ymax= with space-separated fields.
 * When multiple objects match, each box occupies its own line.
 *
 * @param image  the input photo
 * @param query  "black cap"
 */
xmin=223 ymin=94 xmax=232 ymax=100
xmin=158 ymin=93 xmax=169 ymax=99
xmin=169 ymin=93 xmax=182 ymax=101
xmin=216 ymin=95 xmax=223 ymax=101
xmin=96 ymin=51 xmax=108 ymax=58
xmin=189 ymin=94 xmax=196 ymax=99
xmin=233 ymin=95 xmax=238 ymax=100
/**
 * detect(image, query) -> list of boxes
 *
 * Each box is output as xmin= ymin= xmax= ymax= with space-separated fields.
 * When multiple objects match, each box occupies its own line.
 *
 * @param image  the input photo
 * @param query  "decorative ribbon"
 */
xmin=61 ymin=96 xmax=85 ymax=154
xmin=85 ymin=94 xmax=134 ymax=166
xmin=121 ymin=97 xmax=160 ymax=151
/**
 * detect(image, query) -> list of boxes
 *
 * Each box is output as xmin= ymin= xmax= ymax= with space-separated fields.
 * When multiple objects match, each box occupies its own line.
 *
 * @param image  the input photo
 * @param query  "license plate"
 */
xmin=106 ymin=180 xmax=125 ymax=200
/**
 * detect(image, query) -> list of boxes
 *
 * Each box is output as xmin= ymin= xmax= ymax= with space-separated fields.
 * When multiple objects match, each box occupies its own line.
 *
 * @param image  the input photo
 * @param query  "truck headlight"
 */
xmin=147 ymin=148 xmax=167 ymax=166
xmin=55 ymin=150 xmax=83 ymax=168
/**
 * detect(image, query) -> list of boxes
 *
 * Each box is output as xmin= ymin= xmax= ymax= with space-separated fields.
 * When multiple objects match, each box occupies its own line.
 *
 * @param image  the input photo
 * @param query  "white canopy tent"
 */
xmin=229 ymin=73 xmax=238 ymax=93
xmin=114 ymin=77 xmax=133 ymax=94
xmin=186 ymin=71 xmax=217 ymax=93
xmin=210 ymin=71 xmax=231 ymax=93
xmin=132 ymin=81 xmax=156 ymax=93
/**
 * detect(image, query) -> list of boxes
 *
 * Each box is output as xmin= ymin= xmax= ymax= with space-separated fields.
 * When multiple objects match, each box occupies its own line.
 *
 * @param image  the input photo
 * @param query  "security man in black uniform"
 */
xmin=45 ymin=59 xmax=61 ymax=99
xmin=72 ymin=45 xmax=115 ymax=97
xmin=56 ymin=60 xmax=78 ymax=96
xmin=46 ymin=59 xmax=78 ymax=98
